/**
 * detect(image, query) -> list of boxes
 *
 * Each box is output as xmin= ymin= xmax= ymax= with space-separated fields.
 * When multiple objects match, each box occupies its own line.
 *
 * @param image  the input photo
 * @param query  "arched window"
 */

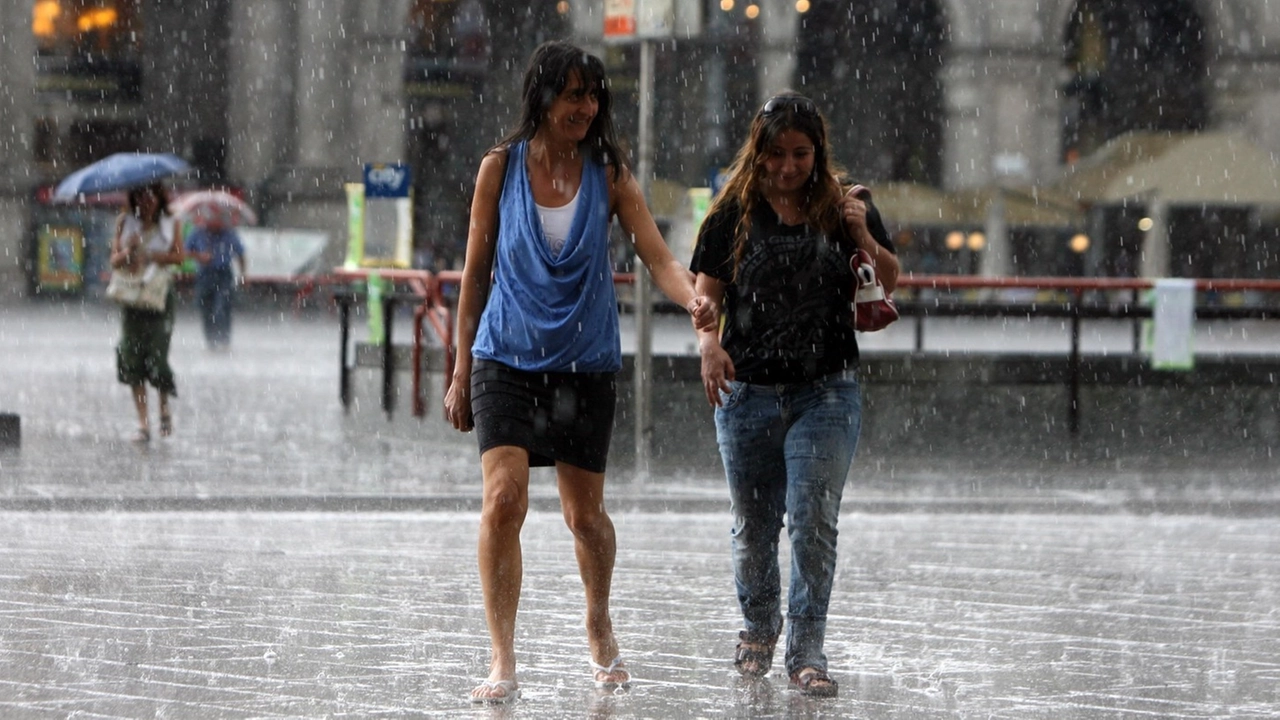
xmin=1062 ymin=0 xmax=1207 ymax=163
xmin=33 ymin=0 xmax=144 ymax=167
xmin=795 ymin=0 xmax=946 ymax=185
xmin=33 ymin=0 xmax=142 ymax=102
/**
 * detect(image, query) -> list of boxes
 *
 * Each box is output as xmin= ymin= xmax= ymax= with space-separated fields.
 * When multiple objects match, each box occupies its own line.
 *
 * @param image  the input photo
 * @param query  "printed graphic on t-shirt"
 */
xmin=733 ymin=230 xmax=847 ymax=361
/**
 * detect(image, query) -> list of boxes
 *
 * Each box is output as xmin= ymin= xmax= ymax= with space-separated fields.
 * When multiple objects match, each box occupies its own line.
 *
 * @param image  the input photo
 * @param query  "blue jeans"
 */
xmin=714 ymin=369 xmax=862 ymax=676
xmin=195 ymin=268 xmax=235 ymax=346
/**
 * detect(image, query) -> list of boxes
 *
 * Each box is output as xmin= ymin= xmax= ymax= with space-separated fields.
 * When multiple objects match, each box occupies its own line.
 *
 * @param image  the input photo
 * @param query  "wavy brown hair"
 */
xmin=490 ymin=40 xmax=627 ymax=181
xmin=704 ymin=92 xmax=846 ymax=280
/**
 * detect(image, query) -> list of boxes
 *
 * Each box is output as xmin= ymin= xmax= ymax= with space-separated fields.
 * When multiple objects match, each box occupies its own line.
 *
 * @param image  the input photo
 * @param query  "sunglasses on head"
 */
xmin=759 ymin=95 xmax=818 ymax=118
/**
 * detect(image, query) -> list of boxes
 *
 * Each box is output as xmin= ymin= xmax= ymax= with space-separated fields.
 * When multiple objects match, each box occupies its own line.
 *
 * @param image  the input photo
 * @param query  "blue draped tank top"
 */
xmin=471 ymin=140 xmax=621 ymax=373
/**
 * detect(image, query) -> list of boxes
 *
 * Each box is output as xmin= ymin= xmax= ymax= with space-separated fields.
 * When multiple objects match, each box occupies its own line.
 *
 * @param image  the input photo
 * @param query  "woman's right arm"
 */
xmin=444 ymin=151 xmax=505 ymax=431
xmin=695 ymin=273 xmax=734 ymax=407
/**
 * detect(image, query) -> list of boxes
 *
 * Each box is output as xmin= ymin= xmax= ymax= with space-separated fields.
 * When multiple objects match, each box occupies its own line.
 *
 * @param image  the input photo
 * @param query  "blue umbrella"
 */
xmin=53 ymin=152 xmax=191 ymax=202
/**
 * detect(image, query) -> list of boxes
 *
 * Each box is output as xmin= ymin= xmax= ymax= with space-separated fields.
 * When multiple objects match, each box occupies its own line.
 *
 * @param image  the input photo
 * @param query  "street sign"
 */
xmin=363 ymin=163 xmax=411 ymax=198
xmin=356 ymin=163 xmax=413 ymax=268
xmin=604 ymin=0 xmax=636 ymax=38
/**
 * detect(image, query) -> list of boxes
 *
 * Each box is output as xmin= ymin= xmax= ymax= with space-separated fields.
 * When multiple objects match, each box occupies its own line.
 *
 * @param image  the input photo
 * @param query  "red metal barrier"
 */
xmin=893 ymin=274 xmax=1280 ymax=293
xmin=340 ymin=268 xmax=1280 ymax=423
xmin=331 ymin=268 xmax=454 ymax=418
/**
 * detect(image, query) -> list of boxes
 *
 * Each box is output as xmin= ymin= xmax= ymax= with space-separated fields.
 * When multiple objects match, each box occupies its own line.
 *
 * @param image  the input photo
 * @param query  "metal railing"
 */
xmin=893 ymin=275 xmax=1280 ymax=432
xmin=330 ymin=270 xmax=1280 ymax=435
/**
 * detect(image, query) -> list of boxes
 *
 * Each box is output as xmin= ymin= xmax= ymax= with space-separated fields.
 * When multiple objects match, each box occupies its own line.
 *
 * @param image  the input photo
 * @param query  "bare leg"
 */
xmin=159 ymin=393 xmax=173 ymax=436
xmin=473 ymin=446 xmax=531 ymax=701
xmin=556 ymin=463 xmax=629 ymax=685
xmin=130 ymin=384 xmax=149 ymax=441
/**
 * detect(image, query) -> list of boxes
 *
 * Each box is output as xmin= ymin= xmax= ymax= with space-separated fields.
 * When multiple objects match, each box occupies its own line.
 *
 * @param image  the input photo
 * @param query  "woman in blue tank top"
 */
xmin=443 ymin=40 xmax=717 ymax=704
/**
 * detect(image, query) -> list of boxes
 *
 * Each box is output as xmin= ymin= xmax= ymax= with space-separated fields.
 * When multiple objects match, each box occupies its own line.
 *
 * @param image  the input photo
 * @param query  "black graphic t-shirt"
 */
xmin=691 ymin=198 xmax=892 ymax=384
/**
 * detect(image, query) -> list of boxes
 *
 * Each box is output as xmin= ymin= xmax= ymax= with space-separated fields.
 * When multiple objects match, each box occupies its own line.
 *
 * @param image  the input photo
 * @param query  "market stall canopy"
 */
xmin=1056 ymin=131 xmax=1280 ymax=206
xmin=951 ymin=186 xmax=1085 ymax=227
xmin=872 ymin=182 xmax=1083 ymax=228
xmin=870 ymin=182 xmax=960 ymax=226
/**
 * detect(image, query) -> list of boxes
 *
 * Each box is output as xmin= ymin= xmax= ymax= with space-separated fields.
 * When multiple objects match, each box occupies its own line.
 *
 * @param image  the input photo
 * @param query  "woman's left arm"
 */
xmin=842 ymin=191 xmax=900 ymax=294
xmin=612 ymin=169 xmax=718 ymax=331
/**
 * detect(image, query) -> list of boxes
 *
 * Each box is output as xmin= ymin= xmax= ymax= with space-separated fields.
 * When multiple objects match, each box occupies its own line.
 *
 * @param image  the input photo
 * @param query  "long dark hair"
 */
xmin=704 ymin=92 xmax=846 ymax=279
xmin=491 ymin=40 xmax=628 ymax=180
xmin=126 ymin=182 xmax=170 ymax=224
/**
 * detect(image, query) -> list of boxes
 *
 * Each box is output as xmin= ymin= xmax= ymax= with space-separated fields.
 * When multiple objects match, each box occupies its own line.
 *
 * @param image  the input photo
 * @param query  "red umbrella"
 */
xmin=170 ymin=190 xmax=258 ymax=229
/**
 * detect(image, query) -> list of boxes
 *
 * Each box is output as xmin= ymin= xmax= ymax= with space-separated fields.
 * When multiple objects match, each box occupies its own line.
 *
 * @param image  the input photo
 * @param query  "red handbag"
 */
xmin=851 ymin=248 xmax=899 ymax=332
xmin=844 ymin=184 xmax=899 ymax=332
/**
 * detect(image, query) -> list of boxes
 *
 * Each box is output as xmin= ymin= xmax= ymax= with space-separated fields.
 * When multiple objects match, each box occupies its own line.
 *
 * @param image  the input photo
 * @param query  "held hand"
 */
xmin=686 ymin=295 xmax=719 ymax=332
xmin=699 ymin=343 xmax=735 ymax=407
xmin=443 ymin=377 xmax=474 ymax=432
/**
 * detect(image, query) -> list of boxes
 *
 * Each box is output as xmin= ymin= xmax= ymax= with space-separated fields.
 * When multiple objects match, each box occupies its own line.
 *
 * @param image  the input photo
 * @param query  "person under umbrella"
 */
xmin=183 ymin=213 xmax=247 ymax=350
xmin=110 ymin=182 xmax=185 ymax=441
xmin=55 ymin=153 xmax=191 ymax=441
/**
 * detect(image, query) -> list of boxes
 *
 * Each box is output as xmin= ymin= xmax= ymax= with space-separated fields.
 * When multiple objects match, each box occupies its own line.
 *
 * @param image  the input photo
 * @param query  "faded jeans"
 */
xmin=714 ymin=368 xmax=862 ymax=676
xmin=195 ymin=268 xmax=235 ymax=347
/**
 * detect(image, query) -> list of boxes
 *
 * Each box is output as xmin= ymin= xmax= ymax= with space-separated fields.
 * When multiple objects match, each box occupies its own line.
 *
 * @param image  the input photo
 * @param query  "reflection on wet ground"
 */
xmin=2 ymin=511 xmax=1279 ymax=718
xmin=2 ymin=303 xmax=1276 ymax=511
xmin=1 ymin=303 xmax=1279 ymax=716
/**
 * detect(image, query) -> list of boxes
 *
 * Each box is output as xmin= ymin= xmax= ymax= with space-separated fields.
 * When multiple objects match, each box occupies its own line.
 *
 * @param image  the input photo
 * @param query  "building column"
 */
xmin=940 ymin=54 xmax=990 ymax=190
xmin=0 ymin=0 xmax=37 ymax=301
xmin=756 ymin=0 xmax=798 ymax=102
xmin=349 ymin=1 xmax=410 ymax=167
xmin=1140 ymin=197 xmax=1171 ymax=279
xmin=227 ymin=0 xmax=295 ymax=198
xmin=294 ymin=0 xmax=350 ymax=170
xmin=264 ymin=0 xmax=354 ymax=270
xmin=980 ymin=189 xmax=1010 ymax=277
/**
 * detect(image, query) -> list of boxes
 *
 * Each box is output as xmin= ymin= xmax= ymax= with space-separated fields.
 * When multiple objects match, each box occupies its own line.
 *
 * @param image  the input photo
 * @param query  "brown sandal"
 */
xmin=734 ymin=631 xmax=777 ymax=677
xmin=790 ymin=667 xmax=838 ymax=697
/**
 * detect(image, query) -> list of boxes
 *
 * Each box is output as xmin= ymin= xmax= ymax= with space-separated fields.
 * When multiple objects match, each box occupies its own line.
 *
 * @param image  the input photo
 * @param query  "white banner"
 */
xmin=1150 ymin=278 xmax=1196 ymax=370
xmin=235 ymin=228 xmax=329 ymax=280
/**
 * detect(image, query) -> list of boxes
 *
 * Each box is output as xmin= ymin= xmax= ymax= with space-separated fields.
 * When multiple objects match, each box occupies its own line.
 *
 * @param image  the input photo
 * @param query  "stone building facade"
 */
xmin=2 ymin=0 xmax=1279 ymax=299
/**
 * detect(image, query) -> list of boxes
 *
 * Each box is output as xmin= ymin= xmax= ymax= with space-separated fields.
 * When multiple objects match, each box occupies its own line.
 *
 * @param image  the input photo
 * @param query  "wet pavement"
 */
xmin=4 ymin=511 xmax=1280 ymax=718
xmin=2 ymin=301 xmax=1280 ymax=717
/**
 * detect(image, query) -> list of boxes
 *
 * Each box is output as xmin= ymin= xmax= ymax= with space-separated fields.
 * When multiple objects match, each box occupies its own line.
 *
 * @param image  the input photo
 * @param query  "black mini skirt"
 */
xmin=470 ymin=358 xmax=617 ymax=473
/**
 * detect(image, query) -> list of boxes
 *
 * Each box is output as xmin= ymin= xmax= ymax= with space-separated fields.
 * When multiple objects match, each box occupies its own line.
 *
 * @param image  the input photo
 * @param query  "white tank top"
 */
xmin=536 ymin=186 xmax=580 ymax=257
xmin=120 ymin=213 xmax=174 ymax=254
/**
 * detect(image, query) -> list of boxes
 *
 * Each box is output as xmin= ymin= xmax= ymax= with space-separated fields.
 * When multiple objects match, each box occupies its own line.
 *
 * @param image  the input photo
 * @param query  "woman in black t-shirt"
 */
xmin=690 ymin=92 xmax=899 ymax=697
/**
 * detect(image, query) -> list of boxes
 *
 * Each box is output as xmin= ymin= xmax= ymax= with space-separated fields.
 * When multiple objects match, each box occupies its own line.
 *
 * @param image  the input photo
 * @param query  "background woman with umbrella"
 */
xmin=109 ymin=182 xmax=185 ymax=442
xmin=174 ymin=190 xmax=254 ymax=349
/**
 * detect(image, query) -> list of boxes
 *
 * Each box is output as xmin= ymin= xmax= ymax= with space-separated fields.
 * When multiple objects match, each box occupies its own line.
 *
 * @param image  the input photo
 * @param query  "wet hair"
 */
xmin=704 ymin=91 xmax=846 ymax=279
xmin=126 ymin=182 xmax=170 ymax=224
xmin=491 ymin=40 xmax=628 ymax=180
